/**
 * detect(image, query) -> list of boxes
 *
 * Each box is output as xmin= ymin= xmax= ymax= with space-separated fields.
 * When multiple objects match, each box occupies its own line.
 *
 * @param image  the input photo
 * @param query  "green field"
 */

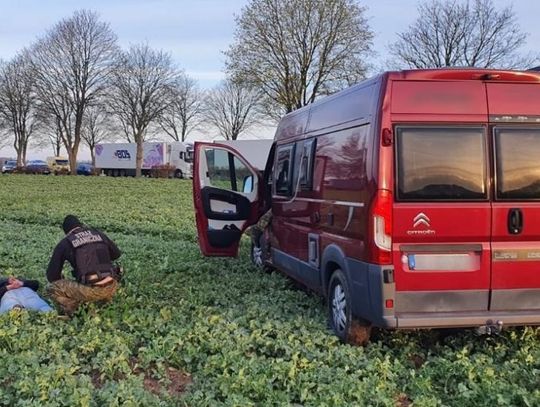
xmin=0 ymin=175 xmax=539 ymax=406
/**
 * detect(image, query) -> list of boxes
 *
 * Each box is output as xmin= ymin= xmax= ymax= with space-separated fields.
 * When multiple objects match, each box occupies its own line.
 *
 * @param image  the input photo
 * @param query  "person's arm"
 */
xmin=0 ymin=278 xmax=8 ymax=298
xmin=46 ymin=242 xmax=67 ymax=282
xmin=3 ymin=277 xmax=39 ymax=292
xmin=22 ymin=279 xmax=40 ymax=292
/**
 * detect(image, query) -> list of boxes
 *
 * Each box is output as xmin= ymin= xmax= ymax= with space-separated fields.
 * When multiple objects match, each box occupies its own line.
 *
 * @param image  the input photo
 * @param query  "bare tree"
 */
xmin=108 ymin=44 xmax=179 ymax=177
xmin=81 ymin=105 xmax=115 ymax=167
xmin=158 ymin=74 xmax=204 ymax=142
xmin=205 ymin=79 xmax=262 ymax=141
xmin=389 ymin=0 xmax=537 ymax=69
xmin=28 ymin=10 xmax=118 ymax=174
xmin=226 ymin=0 xmax=373 ymax=115
xmin=0 ymin=54 xmax=39 ymax=166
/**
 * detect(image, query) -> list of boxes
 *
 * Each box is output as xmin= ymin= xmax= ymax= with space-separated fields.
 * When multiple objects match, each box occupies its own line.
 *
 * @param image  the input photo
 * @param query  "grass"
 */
xmin=0 ymin=175 xmax=538 ymax=406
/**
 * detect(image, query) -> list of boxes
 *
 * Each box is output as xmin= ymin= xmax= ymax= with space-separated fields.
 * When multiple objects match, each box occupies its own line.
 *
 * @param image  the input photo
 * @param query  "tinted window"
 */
xmin=495 ymin=128 xmax=540 ymax=200
xmin=204 ymin=148 xmax=253 ymax=193
xmin=274 ymin=144 xmax=294 ymax=196
xmin=298 ymin=139 xmax=316 ymax=190
xmin=397 ymin=127 xmax=487 ymax=200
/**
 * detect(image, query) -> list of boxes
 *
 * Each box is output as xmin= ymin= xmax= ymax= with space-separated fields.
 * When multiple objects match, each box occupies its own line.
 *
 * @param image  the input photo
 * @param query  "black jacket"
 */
xmin=46 ymin=227 xmax=121 ymax=282
xmin=0 ymin=278 xmax=39 ymax=300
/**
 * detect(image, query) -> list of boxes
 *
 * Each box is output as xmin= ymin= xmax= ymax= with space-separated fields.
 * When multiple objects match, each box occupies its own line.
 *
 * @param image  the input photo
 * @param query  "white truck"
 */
xmin=213 ymin=139 xmax=273 ymax=170
xmin=95 ymin=142 xmax=193 ymax=178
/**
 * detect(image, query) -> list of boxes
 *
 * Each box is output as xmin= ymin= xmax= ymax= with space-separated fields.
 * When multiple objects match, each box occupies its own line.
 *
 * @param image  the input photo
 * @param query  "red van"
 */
xmin=193 ymin=69 xmax=540 ymax=344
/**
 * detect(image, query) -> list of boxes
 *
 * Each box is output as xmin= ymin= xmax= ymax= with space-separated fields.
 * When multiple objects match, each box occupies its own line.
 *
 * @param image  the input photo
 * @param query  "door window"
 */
xmin=204 ymin=148 xmax=253 ymax=193
xmin=396 ymin=127 xmax=487 ymax=200
xmin=298 ymin=138 xmax=317 ymax=190
xmin=495 ymin=127 xmax=540 ymax=200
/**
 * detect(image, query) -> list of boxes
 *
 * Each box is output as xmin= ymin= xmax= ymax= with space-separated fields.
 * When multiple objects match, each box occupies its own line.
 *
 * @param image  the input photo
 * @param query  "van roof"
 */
xmin=275 ymin=68 xmax=540 ymax=141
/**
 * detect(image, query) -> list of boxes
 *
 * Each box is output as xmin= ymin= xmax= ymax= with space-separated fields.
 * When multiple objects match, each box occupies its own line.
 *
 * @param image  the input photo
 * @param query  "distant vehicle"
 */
xmin=95 ymin=142 xmax=193 ymax=178
xmin=213 ymin=140 xmax=273 ymax=171
xmin=25 ymin=160 xmax=51 ymax=175
xmin=193 ymin=68 xmax=540 ymax=345
xmin=76 ymin=163 xmax=94 ymax=176
xmin=47 ymin=156 xmax=70 ymax=174
xmin=1 ymin=160 xmax=17 ymax=174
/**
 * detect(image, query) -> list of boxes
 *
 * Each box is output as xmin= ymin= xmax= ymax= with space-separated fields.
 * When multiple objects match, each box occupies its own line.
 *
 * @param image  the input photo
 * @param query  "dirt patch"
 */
xmin=90 ymin=370 xmax=103 ymax=389
xmin=409 ymin=353 xmax=425 ymax=369
xmin=129 ymin=358 xmax=192 ymax=396
xmin=396 ymin=393 xmax=413 ymax=407
xmin=90 ymin=359 xmax=192 ymax=397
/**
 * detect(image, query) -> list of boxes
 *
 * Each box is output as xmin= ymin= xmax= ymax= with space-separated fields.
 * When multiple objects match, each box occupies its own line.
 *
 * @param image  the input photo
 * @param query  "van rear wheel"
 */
xmin=328 ymin=269 xmax=371 ymax=346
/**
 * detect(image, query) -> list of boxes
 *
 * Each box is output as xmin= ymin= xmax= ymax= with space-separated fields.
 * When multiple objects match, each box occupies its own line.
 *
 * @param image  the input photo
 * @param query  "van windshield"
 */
xmin=56 ymin=160 xmax=69 ymax=165
xmin=397 ymin=127 xmax=487 ymax=200
xmin=495 ymin=127 xmax=540 ymax=200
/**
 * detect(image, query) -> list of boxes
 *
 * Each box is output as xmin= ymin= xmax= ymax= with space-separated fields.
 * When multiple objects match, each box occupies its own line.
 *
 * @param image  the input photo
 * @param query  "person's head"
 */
xmin=62 ymin=215 xmax=82 ymax=234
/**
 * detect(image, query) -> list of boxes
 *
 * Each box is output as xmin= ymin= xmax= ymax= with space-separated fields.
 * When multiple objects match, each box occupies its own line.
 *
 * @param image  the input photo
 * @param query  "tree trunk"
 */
xmin=55 ymin=141 xmax=61 ymax=157
xmin=136 ymin=137 xmax=143 ymax=177
xmin=91 ymin=149 xmax=96 ymax=168
xmin=68 ymin=148 xmax=78 ymax=175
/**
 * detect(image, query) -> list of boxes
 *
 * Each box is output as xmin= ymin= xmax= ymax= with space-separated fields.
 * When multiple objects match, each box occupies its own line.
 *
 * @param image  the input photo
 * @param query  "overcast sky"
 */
xmin=1 ymin=0 xmax=539 ymax=159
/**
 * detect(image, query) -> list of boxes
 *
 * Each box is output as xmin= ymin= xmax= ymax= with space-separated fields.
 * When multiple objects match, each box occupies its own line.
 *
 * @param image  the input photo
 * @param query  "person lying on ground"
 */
xmin=0 ymin=276 xmax=53 ymax=314
xmin=46 ymin=215 xmax=123 ymax=317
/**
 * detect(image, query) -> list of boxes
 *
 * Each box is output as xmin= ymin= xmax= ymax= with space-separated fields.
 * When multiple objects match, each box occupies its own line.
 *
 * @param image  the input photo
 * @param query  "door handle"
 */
xmin=507 ymin=208 xmax=523 ymax=235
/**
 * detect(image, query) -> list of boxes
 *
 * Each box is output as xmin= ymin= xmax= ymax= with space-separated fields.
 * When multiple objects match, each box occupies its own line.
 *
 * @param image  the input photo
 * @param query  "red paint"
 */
xmin=194 ymin=68 xmax=540 ymax=317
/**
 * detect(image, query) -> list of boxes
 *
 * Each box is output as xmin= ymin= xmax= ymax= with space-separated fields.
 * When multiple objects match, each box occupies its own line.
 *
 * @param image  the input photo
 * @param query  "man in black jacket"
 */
xmin=46 ymin=215 xmax=122 ymax=316
xmin=0 ymin=276 xmax=52 ymax=313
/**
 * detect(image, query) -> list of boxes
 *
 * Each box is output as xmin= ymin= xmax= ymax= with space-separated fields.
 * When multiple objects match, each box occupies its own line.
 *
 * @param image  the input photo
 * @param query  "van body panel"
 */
xmin=392 ymin=203 xmax=491 ymax=294
xmin=192 ymin=68 xmax=540 ymax=336
xmin=486 ymin=82 xmax=540 ymax=117
xmin=390 ymin=81 xmax=488 ymax=117
xmin=486 ymin=85 xmax=540 ymax=310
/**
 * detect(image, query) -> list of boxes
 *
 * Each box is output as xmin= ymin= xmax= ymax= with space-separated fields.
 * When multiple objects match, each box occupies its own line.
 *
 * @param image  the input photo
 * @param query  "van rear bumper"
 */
xmin=382 ymin=311 xmax=540 ymax=329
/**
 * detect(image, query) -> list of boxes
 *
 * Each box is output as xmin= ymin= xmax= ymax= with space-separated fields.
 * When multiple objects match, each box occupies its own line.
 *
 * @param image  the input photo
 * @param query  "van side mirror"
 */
xmin=242 ymin=175 xmax=253 ymax=193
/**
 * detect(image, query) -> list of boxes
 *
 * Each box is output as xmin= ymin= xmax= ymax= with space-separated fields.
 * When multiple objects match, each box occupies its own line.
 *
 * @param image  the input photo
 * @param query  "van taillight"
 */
xmin=368 ymin=189 xmax=393 ymax=265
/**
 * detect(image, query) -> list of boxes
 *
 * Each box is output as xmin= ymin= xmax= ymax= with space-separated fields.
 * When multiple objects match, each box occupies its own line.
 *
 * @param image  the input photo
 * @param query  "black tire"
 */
xmin=174 ymin=169 xmax=183 ymax=179
xmin=327 ymin=269 xmax=372 ymax=346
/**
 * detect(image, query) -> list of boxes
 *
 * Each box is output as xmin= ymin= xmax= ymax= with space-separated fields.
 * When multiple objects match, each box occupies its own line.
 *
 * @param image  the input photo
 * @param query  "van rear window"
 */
xmin=495 ymin=128 xmax=540 ymax=200
xmin=396 ymin=127 xmax=487 ymax=201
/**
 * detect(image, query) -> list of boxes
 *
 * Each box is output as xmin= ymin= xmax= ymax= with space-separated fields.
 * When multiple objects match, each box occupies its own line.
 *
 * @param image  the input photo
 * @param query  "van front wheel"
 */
xmin=328 ymin=269 xmax=371 ymax=346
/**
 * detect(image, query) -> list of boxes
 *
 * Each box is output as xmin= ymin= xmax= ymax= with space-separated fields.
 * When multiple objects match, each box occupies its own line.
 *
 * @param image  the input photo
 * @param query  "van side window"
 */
xmin=396 ymin=127 xmax=487 ymax=201
xmin=274 ymin=144 xmax=294 ymax=196
xmin=495 ymin=127 xmax=540 ymax=200
xmin=299 ymin=139 xmax=316 ymax=190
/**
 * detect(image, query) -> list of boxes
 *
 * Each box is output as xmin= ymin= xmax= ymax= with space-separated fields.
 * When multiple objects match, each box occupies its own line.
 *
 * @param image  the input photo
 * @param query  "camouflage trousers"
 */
xmin=46 ymin=279 xmax=118 ymax=316
xmin=246 ymin=209 xmax=273 ymax=247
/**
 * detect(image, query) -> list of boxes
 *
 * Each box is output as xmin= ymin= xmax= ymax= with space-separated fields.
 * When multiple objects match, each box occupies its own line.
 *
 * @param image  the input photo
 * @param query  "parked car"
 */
xmin=24 ymin=160 xmax=51 ymax=175
xmin=193 ymin=68 xmax=540 ymax=345
xmin=76 ymin=163 xmax=94 ymax=176
xmin=1 ymin=160 xmax=17 ymax=174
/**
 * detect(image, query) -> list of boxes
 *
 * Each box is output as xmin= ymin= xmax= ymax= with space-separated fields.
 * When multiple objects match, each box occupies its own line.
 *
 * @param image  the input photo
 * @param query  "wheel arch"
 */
xmin=321 ymin=244 xmax=350 ymax=299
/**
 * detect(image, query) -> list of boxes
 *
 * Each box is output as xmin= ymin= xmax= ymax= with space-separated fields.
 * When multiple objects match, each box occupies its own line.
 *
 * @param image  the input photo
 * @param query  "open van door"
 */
xmin=193 ymin=142 xmax=263 ymax=257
